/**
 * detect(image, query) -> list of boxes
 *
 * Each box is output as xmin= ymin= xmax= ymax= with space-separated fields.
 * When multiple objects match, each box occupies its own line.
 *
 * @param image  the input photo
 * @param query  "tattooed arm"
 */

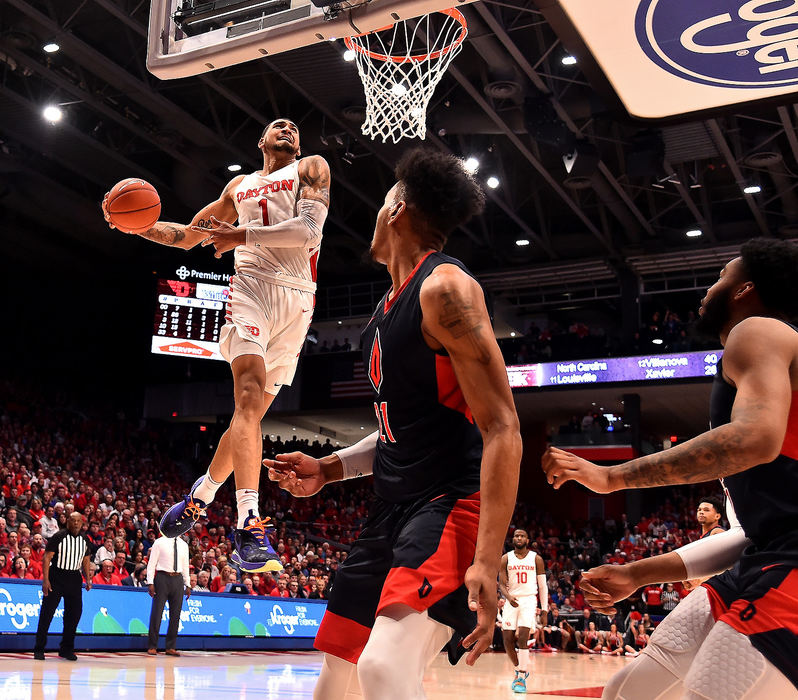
xmin=542 ymin=316 xmax=795 ymax=493
xmin=104 ymin=175 xmax=242 ymax=250
xmin=297 ymin=154 xmax=331 ymax=207
xmin=420 ymin=264 xmax=522 ymax=659
xmin=206 ymin=155 xmax=331 ymax=254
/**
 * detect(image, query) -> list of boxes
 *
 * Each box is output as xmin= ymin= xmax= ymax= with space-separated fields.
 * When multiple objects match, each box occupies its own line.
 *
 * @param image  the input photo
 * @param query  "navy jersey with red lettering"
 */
xmin=360 ymin=251 xmax=483 ymax=504
xmin=710 ymin=320 xmax=798 ymax=558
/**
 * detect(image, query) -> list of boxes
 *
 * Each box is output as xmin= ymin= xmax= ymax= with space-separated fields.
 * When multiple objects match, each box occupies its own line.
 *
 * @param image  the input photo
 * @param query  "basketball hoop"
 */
xmin=344 ymin=8 xmax=468 ymax=143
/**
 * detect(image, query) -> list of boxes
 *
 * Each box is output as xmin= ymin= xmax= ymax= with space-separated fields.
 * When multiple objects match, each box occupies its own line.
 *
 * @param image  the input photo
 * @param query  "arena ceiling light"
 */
xmin=486 ymin=176 xmax=500 ymax=189
xmin=515 ymin=239 xmax=530 ymax=246
xmin=652 ymin=338 xmax=664 ymax=345
xmin=343 ymin=49 xmax=356 ymax=62
xmin=227 ymin=163 xmax=242 ymax=172
xmin=685 ymin=229 xmax=703 ymax=238
xmin=463 ymin=157 xmax=479 ymax=174
xmin=743 ymin=184 xmax=762 ymax=194
xmin=561 ymin=55 xmax=577 ymax=65
xmin=42 ymin=42 xmax=60 ymax=53
xmin=42 ymin=105 xmax=63 ymax=123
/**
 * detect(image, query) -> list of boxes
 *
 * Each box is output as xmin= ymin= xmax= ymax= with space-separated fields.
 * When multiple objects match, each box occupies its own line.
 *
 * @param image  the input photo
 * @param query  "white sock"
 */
xmin=193 ymin=470 xmax=224 ymax=505
xmin=517 ymin=648 xmax=529 ymax=672
xmin=235 ymin=489 xmax=259 ymax=528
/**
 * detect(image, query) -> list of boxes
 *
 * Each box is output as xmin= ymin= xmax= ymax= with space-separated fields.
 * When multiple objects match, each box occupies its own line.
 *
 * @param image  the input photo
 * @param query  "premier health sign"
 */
xmin=553 ymin=0 xmax=798 ymax=118
xmin=0 ymin=581 xmax=325 ymax=639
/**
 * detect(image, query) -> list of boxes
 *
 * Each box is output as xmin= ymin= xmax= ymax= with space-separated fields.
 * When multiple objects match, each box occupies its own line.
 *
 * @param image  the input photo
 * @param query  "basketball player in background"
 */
xmin=102 ymin=119 xmax=330 ymax=574
xmin=543 ymin=238 xmax=798 ymax=699
xmin=682 ymin=495 xmax=725 ymax=592
xmin=265 ymin=149 xmax=522 ymax=700
xmin=499 ymin=529 xmax=547 ymax=694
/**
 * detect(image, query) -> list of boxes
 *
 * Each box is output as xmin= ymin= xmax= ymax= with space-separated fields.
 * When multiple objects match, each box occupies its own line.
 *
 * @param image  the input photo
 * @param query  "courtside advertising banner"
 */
xmin=0 ymin=581 xmax=326 ymax=638
xmin=555 ymin=0 xmax=798 ymax=118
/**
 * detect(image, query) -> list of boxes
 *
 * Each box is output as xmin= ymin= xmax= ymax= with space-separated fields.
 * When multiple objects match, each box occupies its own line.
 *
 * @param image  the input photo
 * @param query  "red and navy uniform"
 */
xmin=314 ymin=251 xmax=483 ymax=664
xmin=699 ymin=526 xmax=725 ymax=539
xmin=702 ymin=321 xmax=798 ymax=687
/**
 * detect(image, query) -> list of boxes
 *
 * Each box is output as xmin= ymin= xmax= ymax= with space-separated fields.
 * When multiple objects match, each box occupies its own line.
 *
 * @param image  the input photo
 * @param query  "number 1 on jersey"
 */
xmin=374 ymin=401 xmax=397 ymax=443
xmin=258 ymin=199 xmax=270 ymax=226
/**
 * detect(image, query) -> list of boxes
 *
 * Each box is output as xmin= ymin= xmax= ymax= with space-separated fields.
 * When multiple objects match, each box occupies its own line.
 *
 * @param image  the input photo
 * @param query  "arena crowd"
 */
xmin=1 ymin=379 xmax=720 ymax=649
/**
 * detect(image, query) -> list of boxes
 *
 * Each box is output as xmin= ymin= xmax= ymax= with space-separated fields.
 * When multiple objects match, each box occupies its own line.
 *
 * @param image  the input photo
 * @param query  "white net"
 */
xmin=344 ymin=9 xmax=468 ymax=143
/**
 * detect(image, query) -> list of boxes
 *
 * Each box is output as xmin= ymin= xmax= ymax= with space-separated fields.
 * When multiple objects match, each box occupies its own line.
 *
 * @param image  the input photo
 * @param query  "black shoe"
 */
xmin=444 ymin=632 xmax=468 ymax=666
xmin=58 ymin=651 xmax=78 ymax=661
xmin=33 ymin=651 xmax=45 ymax=660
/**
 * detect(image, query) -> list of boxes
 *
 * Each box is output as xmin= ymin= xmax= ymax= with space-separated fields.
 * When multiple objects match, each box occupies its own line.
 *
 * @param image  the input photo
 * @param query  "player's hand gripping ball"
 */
xmin=102 ymin=178 xmax=161 ymax=233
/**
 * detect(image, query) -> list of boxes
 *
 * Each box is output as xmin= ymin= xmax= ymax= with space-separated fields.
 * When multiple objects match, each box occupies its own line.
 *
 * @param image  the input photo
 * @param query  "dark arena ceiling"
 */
xmin=2 ymin=0 xmax=798 ymax=321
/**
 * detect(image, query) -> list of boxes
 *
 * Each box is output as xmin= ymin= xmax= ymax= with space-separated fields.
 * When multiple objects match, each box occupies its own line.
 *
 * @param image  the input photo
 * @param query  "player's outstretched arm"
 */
xmin=543 ymin=317 xmax=794 ymax=492
xmin=420 ymin=264 xmax=522 ymax=665
xmin=104 ymin=175 xmax=242 ymax=249
xmin=580 ymin=524 xmax=750 ymax=614
xmin=264 ymin=430 xmax=379 ymax=496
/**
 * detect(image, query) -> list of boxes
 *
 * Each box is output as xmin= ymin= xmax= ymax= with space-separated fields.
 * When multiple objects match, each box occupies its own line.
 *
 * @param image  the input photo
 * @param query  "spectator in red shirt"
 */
xmin=269 ymin=577 xmax=289 ymax=598
xmin=643 ymin=584 xmax=662 ymax=615
xmin=28 ymin=497 xmax=45 ymax=524
xmin=210 ymin=565 xmax=235 ymax=593
xmin=0 ymin=553 xmax=10 ymax=577
xmin=19 ymin=544 xmax=42 ymax=579
xmin=30 ymin=532 xmax=45 ymax=566
xmin=9 ymin=556 xmax=36 ymax=579
xmin=242 ymin=577 xmax=258 ymax=596
xmin=112 ymin=551 xmax=130 ymax=579
xmin=93 ymin=559 xmax=122 ymax=586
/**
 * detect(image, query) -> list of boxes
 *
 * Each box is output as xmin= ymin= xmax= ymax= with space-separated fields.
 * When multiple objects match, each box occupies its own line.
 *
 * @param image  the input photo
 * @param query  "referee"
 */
xmin=34 ymin=512 xmax=92 ymax=661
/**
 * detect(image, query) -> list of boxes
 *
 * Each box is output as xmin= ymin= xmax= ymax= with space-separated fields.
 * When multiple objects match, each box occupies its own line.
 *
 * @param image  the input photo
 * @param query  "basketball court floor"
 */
xmin=0 ymin=649 xmax=623 ymax=699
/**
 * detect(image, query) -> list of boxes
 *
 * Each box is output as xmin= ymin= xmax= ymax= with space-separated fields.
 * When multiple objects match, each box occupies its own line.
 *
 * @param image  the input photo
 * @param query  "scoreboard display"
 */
xmin=151 ymin=275 xmax=229 ymax=361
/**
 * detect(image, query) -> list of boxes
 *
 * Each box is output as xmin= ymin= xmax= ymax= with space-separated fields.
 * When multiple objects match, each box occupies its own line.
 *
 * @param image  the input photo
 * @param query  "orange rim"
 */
xmin=343 ymin=8 xmax=467 ymax=65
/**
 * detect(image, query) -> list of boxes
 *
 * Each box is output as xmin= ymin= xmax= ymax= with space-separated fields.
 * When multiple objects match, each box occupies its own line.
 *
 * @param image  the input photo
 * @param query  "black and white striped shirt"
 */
xmin=46 ymin=530 xmax=90 ymax=571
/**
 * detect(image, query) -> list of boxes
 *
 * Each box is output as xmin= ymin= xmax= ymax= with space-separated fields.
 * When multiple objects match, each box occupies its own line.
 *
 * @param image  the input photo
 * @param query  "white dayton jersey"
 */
xmin=507 ymin=551 xmax=539 ymax=598
xmin=502 ymin=551 xmax=539 ymax=631
xmin=220 ymin=160 xmax=319 ymax=388
xmin=232 ymin=160 xmax=320 ymax=293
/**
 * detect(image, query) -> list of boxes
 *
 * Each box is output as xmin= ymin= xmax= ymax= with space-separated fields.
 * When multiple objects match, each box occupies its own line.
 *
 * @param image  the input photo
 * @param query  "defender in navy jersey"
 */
xmin=265 ymin=149 xmax=521 ymax=700
xmin=543 ymin=239 xmax=798 ymax=699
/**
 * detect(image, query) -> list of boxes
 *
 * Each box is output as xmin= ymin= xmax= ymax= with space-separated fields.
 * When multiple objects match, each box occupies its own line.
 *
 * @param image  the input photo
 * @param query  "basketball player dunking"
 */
xmin=499 ymin=529 xmax=547 ymax=694
xmin=543 ymin=239 xmax=798 ymax=699
xmin=265 ymin=149 xmax=522 ymax=700
xmin=102 ymin=119 xmax=330 ymax=573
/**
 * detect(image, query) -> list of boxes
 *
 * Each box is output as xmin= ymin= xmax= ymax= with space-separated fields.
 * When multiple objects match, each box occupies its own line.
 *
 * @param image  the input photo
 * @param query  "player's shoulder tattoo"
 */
xmin=299 ymin=155 xmax=331 ymax=206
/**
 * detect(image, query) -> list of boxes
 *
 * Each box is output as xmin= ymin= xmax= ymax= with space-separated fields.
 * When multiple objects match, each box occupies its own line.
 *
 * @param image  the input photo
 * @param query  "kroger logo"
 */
xmin=0 ymin=587 xmax=41 ymax=630
xmin=635 ymin=0 xmax=798 ymax=88
xmin=269 ymin=604 xmax=299 ymax=635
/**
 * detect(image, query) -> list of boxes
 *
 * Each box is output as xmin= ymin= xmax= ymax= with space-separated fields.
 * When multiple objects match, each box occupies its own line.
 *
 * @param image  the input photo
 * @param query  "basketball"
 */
xmin=105 ymin=178 xmax=160 ymax=232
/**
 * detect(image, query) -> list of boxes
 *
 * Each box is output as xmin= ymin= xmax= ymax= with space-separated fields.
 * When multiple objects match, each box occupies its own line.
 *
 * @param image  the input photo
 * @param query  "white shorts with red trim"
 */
xmin=501 ymin=596 xmax=537 ymax=631
xmin=220 ymin=272 xmax=314 ymax=393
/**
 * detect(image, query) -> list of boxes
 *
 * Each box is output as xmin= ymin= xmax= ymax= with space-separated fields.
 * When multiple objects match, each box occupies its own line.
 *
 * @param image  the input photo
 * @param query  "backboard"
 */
xmin=147 ymin=0 xmax=475 ymax=79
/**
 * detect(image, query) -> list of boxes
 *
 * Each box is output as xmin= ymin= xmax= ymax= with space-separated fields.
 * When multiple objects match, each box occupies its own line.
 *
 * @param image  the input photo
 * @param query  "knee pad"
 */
xmin=683 ymin=622 xmax=777 ymax=700
xmin=643 ymin=588 xmax=715 ymax=679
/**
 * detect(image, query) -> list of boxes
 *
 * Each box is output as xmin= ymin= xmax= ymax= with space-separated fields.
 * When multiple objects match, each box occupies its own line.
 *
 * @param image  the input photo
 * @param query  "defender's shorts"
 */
xmin=315 ymin=487 xmax=480 ymax=664
xmin=501 ymin=596 xmax=537 ymax=631
xmin=220 ymin=273 xmax=314 ymax=393
xmin=704 ymin=561 xmax=798 ymax=689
